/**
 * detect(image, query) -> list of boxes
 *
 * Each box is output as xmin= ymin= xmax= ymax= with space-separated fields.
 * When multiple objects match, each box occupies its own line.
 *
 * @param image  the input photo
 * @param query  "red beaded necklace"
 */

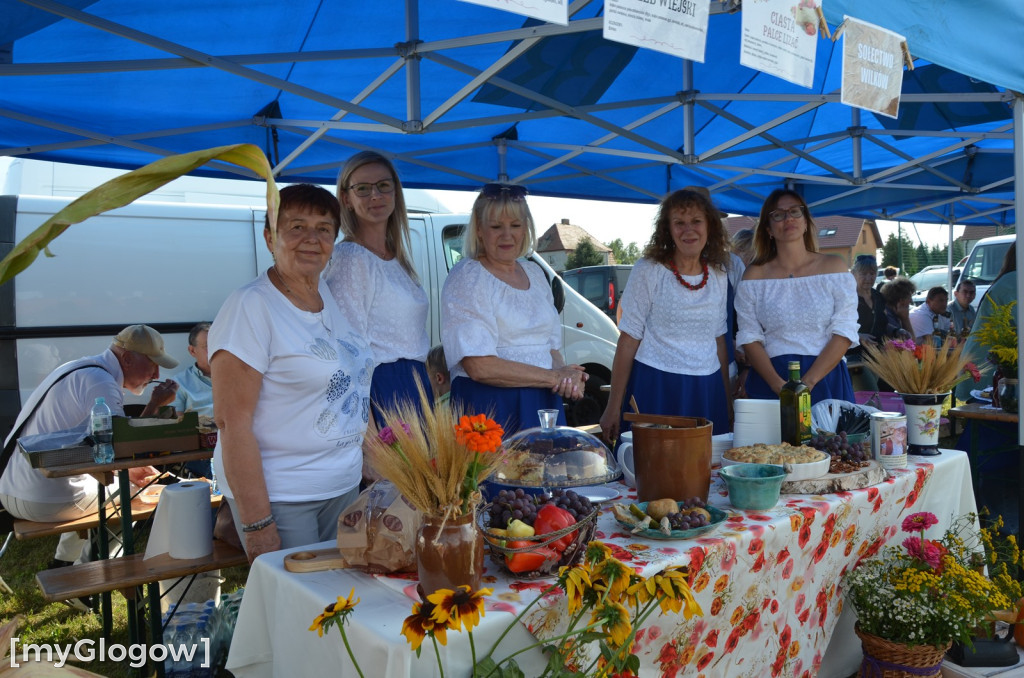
xmin=669 ymin=258 xmax=709 ymax=291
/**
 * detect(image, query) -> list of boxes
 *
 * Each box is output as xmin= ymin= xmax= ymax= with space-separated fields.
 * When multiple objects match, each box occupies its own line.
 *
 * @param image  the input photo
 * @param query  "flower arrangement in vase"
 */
xmin=972 ymin=300 xmax=1018 ymax=412
xmin=861 ymin=336 xmax=980 ymax=454
xmin=843 ymin=511 xmax=1018 ymax=677
xmin=364 ymin=380 xmax=509 ymax=596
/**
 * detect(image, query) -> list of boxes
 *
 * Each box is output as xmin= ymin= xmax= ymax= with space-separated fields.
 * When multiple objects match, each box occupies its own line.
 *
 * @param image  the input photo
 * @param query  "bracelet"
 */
xmin=241 ymin=514 xmax=276 ymax=533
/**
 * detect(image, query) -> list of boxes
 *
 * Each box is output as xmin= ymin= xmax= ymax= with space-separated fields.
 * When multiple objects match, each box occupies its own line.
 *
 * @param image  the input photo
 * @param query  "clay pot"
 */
xmin=415 ymin=511 xmax=484 ymax=599
xmin=623 ymin=414 xmax=712 ymax=503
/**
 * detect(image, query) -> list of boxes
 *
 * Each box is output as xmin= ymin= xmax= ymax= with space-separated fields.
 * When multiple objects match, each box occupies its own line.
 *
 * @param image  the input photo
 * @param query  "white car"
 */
xmin=909 ymin=266 xmax=962 ymax=306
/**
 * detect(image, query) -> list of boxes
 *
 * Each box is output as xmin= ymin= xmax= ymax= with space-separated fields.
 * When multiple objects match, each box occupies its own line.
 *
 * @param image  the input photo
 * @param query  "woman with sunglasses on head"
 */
xmin=598 ymin=187 xmax=733 ymax=443
xmin=325 ymin=151 xmax=430 ymax=421
xmin=441 ymin=183 xmax=586 ymax=434
xmin=735 ymin=189 xmax=859 ymax=404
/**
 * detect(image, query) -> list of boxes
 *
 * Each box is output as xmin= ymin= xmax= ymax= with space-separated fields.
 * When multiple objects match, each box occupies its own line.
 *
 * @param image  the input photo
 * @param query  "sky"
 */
xmin=1 ymin=157 xmax=962 ymax=251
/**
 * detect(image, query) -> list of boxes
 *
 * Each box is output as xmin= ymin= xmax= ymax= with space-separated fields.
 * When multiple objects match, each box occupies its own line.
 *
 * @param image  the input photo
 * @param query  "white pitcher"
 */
xmin=615 ymin=431 xmax=635 ymax=488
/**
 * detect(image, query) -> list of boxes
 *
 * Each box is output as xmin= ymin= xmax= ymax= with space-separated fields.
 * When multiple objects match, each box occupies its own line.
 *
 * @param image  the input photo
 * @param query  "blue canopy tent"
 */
xmin=1 ymin=0 xmax=1021 ymax=437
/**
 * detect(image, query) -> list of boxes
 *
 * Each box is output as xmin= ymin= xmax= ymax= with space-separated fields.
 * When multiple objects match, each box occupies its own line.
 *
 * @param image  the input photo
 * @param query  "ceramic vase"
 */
xmin=997 ymin=378 xmax=1018 ymax=414
xmin=415 ymin=510 xmax=484 ymax=600
xmin=899 ymin=392 xmax=948 ymax=456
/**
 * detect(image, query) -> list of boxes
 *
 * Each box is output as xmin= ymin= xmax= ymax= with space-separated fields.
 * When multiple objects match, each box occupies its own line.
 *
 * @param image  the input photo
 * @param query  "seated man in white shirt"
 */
xmin=909 ymin=286 xmax=951 ymax=347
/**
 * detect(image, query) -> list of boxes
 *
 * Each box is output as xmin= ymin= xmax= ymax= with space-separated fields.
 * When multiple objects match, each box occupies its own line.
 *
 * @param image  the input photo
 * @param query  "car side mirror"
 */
xmin=551 ymin=276 xmax=566 ymax=314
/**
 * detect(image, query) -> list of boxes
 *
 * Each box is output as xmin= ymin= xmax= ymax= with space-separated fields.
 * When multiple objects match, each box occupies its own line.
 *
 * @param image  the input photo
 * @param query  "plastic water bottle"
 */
xmin=90 ymin=397 xmax=114 ymax=463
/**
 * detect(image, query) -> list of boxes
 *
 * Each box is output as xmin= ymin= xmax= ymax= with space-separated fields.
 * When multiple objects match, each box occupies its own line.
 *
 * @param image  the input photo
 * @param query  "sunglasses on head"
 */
xmin=480 ymin=183 xmax=528 ymax=201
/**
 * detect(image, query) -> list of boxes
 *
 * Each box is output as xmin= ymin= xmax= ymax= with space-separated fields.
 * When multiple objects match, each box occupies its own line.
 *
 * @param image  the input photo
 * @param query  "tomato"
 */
xmin=534 ymin=504 xmax=577 ymax=553
xmin=504 ymin=540 xmax=560 ymax=573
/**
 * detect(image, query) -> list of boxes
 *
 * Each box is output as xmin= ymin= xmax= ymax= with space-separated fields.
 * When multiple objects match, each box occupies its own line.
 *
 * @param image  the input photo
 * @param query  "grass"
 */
xmin=0 ymin=530 xmax=249 ymax=677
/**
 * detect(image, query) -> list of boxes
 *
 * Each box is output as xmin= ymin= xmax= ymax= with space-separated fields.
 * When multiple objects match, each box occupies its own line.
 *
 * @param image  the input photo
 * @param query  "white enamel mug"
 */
xmin=616 ymin=431 xmax=635 ymax=488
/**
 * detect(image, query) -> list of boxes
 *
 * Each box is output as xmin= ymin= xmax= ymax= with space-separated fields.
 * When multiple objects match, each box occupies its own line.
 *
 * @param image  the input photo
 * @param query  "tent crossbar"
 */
xmin=698 ymin=100 xmax=826 ymax=162
xmin=697 ymin=100 xmax=854 ymax=181
xmin=18 ymin=0 xmax=405 ymax=129
xmin=863 ymin=129 xmax=1014 ymax=141
xmin=861 ymin=135 xmax=974 ymax=191
xmin=510 ymin=145 xmax=664 ymax=198
xmin=709 ymin=135 xmax=848 ymax=186
xmin=864 ymin=123 xmax=1014 ymax=182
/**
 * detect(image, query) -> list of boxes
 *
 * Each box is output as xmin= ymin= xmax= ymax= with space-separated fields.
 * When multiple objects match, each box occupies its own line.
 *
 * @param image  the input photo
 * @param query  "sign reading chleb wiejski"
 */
xmin=603 ymin=0 xmax=710 ymax=61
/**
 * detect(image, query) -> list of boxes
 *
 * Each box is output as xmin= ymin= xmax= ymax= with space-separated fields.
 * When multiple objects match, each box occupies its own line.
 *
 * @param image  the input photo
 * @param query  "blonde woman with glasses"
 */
xmin=735 ymin=189 xmax=859 ymax=404
xmin=325 ymin=151 xmax=430 ymax=422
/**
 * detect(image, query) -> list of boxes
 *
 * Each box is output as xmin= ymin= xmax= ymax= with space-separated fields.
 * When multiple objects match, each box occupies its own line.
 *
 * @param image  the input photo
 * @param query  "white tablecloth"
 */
xmin=228 ymin=450 xmax=976 ymax=678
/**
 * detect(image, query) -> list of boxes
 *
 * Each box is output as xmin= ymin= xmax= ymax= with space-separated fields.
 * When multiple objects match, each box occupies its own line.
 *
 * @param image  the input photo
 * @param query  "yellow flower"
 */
xmin=586 ymin=541 xmax=613 ymax=564
xmin=428 ymin=585 xmax=493 ymax=632
xmin=591 ymin=557 xmax=634 ymax=603
xmin=652 ymin=568 xmax=702 ymax=618
xmin=308 ymin=588 xmax=359 ymax=637
xmin=401 ymin=599 xmax=449 ymax=651
xmin=558 ymin=563 xmax=593 ymax=615
xmin=590 ymin=600 xmax=633 ymax=647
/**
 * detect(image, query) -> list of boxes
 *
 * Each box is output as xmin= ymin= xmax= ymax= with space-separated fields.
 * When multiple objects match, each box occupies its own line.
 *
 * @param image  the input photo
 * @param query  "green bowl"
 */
xmin=718 ymin=464 xmax=786 ymax=511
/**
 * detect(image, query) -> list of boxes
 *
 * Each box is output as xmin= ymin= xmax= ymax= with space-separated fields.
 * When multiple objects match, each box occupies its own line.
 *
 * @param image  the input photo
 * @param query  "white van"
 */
xmin=958 ymin=234 xmax=1015 ymax=307
xmin=0 ymin=195 xmax=618 ymax=434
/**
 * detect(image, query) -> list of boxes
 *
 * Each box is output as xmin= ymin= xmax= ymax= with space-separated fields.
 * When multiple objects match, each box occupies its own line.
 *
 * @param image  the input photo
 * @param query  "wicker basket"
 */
xmin=479 ymin=505 xmax=598 ymax=579
xmin=855 ymin=624 xmax=951 ymax=678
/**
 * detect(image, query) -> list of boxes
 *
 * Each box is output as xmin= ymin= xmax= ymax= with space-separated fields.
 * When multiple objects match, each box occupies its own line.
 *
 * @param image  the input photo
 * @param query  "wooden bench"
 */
xmin=13 ymin=493 xmax=223 ymax=540
xmin=35 ymin=538 xmax=247 ymax=602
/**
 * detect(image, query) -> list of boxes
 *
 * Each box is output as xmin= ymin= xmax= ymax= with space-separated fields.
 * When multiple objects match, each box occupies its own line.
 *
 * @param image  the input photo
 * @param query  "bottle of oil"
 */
xmin=780 ymin=361 xmax=811 ymax=446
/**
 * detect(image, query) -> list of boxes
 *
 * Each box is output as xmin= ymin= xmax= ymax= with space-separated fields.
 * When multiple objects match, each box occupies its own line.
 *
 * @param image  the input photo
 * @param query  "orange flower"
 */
xmin=455 ymin=414 xmax=504 ymax=453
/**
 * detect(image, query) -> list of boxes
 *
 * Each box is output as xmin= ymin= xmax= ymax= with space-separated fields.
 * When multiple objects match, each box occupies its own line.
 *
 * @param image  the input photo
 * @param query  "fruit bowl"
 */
xmin=614 ymin=501 xmax=728 ymax=540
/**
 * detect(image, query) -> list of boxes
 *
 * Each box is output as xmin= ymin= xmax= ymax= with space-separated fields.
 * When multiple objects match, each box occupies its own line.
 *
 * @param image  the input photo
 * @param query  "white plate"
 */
xmin=575 ymin=485 xmax=621 ymax=503
xmin=971 ymin=389 xmax=993 ymax=401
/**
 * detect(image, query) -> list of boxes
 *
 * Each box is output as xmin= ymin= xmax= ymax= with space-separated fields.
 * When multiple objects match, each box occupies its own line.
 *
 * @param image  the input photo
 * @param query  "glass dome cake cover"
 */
xmin=493 ymin=409 xmax=621 ymax=489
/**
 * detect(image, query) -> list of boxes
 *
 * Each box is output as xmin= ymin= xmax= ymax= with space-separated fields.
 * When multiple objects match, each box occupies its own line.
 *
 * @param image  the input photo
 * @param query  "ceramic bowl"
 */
xmin=718 ymin=464 xmax=786 ymax=510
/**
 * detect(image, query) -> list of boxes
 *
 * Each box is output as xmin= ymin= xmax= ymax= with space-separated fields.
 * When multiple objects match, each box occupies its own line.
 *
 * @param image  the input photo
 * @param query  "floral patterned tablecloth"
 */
xmin=227 ymin=451 xmax=976 ymax=678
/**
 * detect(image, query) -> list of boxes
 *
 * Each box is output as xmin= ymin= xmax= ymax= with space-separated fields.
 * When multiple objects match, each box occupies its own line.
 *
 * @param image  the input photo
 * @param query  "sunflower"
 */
xmin=558 ymin=563 xmax=593 ymax=614
xmin=428 ymin=585 xmax=493 ymax=632
xmin=454 ymin=414 xmax=504 ymax=453
xmin=401 ymin=599 xmax=449 ymax=652
xmin=652 ymin=568 xmax=702 ymax=618
xmin=308 ymin=588 xmax=360 ymax=637
xmin=591 ymin=557 xmax=635 ymax=603
xmin=586 ymin=541 xmax=613 ymax=565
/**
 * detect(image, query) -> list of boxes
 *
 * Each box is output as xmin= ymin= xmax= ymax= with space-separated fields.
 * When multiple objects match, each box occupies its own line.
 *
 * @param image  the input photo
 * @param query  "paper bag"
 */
xmin=337 ymin=480 xmax=421 ymax=574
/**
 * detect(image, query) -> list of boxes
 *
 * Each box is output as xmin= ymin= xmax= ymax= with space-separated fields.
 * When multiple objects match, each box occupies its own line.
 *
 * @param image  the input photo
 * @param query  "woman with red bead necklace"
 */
xmin=735 ymin=189 xmax=859 ymax=404
xmin=599 ymin=187 xmax=732 ymax=442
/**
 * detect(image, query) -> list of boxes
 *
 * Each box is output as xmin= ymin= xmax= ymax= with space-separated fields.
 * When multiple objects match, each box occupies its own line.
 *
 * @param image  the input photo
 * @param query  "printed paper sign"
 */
xmin=459 ymin=0 xmax=569 ymax=26
xmin=840 ymin=16 xmax=905 ymax=119
xmin=603 ymin=0 xmax=710 ymax=62
xmin=740 ymin=0 xmax=820 ymax=88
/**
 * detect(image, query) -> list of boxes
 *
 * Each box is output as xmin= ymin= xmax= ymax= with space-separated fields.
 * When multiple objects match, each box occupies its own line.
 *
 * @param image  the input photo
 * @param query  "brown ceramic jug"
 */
xmin=624 ymin=413 xmax=713 ymax=503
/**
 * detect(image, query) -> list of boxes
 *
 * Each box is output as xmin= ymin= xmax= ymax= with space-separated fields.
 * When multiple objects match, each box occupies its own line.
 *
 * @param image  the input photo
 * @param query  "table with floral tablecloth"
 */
xmin=227 ymin=450 xmax=976 ymax=678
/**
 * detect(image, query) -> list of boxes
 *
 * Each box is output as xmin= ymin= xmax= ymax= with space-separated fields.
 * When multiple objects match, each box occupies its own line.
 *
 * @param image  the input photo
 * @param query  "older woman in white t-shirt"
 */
xmin=325 ymin=151 xmax=430 ymax=421
xmin=599 ymin=188 xmax=733 ymax=442
xmin=441 ymin=184 xmax=586 ymax=434
xmin=735 ymin=189 xmax=859 ymax=404
xmin=211 ymin=184 xmax=373 ymax=562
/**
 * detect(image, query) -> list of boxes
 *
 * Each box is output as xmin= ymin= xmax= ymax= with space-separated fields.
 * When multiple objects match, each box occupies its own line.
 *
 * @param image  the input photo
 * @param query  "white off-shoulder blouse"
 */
xmin=618 ymin=257 xmax=728 ymax=376
xmin=441 ymin=258 xmax=561 ymax=381
xmin=324 ymin=241 xmax=430 ymax=364
xmin=735 ymin=272 xmax=860 ymax=357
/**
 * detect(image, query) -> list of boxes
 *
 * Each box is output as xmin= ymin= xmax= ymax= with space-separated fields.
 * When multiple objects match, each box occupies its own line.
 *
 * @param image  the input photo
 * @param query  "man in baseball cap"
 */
xmin=0 ymin=324 xmax=180 ymax=588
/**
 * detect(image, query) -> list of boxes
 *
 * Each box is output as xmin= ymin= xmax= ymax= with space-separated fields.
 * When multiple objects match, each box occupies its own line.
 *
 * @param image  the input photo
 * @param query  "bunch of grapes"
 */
xmin=664 ymin=497 xmax=710 ymax=531
xmin=487 ymin=488 xmax=545 ymax=527
xmin=809 ymin=431 xmax=870 ymax=463
xmin=549 ymin=488 xmax=594 ymax=521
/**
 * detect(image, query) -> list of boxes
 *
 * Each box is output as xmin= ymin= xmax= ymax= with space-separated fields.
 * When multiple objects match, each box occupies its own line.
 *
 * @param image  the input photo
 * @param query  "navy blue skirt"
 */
xmin=450 ymin=376 xmax=565 ymax=435
xmin=744 ymin=354 xmax=854 ymax=405
xmin=370 ymin=358 xmax=431 ymax=423
xmin=621 ymin=360 xmax=730 ymax=435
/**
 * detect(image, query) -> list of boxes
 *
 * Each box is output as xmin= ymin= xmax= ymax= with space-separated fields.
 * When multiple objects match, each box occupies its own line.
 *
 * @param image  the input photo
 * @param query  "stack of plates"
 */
xmin=732 ymin=399 xmax=781 ymax=447
xmin=711 ymin=433 xmax=733 ymax=467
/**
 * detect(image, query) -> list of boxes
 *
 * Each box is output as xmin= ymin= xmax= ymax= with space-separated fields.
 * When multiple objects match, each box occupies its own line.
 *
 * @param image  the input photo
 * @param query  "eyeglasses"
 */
xmin=480 ymin=183 xmax=528 ymax=201
xmin=768 ymin=206 xmax=805 ymax=223
xmin=346 ymin=180 xmax=395 ymax=197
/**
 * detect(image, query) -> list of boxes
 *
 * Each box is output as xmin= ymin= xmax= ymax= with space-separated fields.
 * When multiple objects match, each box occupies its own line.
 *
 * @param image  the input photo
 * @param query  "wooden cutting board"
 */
xmin=781 ymin=460 xmax=888 ymax=494
xmin=283 ymin=548 xmax=348 ymax=573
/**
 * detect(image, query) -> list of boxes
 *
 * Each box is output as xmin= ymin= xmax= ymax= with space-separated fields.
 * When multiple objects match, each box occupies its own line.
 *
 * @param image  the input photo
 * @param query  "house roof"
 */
xmin=956 ymin=225 xmax=1015 ymax=242
xmin=536 ymin=220 xmax=611 ymax=254
xmin=724 ymin=215 xmax=881 ymax=249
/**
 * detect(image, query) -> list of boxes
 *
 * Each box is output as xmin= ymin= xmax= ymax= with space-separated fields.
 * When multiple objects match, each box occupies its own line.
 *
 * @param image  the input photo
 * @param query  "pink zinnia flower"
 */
xmin=901 ymin=512 xmax=938 ymax=533
xmin=892 ymin=339 xmax=917 ymax=352
xmin=965 ymin=362 xmax=982 ymax=383
xmin=903 ymin=536 xmax=943 ymax=570
xmin=378 ymin=426 xmax=398 ymax=446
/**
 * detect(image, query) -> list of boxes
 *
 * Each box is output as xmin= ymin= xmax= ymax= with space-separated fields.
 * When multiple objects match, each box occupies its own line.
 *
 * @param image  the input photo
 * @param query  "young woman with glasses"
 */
xmin=325 ymin=151 xmax=431 ymax=423
xmin=734 ymin=189 xmax=859 ymax=404
xmin=440 ymin=183 xmax=587 ymax=434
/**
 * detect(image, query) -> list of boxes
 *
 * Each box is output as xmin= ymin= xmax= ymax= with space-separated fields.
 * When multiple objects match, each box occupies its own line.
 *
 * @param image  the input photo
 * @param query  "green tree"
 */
xmin=566 ymin=238 xmax=604 ymax=269
xmin=606 ymin=238 xmax=641 ymax=265
xmin=881 ymin=232 xmax=918 ymax=276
